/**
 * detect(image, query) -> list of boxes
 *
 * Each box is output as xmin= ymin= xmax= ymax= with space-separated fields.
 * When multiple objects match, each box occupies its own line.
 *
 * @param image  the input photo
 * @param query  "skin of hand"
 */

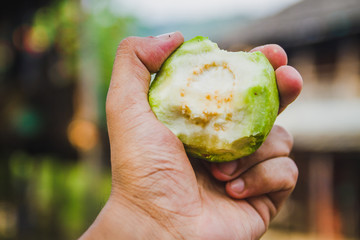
xmin=80 ymin=32 xmax=303 ymax=240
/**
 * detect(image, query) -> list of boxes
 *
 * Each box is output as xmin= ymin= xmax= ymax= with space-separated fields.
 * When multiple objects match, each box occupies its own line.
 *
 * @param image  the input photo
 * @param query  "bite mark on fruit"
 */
xmin=180 ymin=61 xmax=236 ymax=128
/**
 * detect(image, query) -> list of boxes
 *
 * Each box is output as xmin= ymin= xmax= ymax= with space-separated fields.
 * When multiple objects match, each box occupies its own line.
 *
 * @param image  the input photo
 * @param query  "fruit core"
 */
xmin=179 ymin=61 xmax=236 ymax=131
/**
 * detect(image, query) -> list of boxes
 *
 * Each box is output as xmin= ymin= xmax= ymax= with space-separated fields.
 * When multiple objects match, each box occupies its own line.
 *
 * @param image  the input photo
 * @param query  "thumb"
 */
xmin=106 ymin=32 xmax=184 ymax=146
xmin=106 ymin=33 xmax=200 ymax=204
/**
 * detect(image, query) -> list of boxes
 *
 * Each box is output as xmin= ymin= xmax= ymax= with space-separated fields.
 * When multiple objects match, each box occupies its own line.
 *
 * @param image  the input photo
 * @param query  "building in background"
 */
xmin=221 ymin=0 xmax=360 ymax=238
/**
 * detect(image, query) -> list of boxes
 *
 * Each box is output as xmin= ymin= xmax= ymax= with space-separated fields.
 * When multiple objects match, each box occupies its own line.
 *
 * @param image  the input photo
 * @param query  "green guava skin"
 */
xmin=149 ymin=36 xmax=279 ymax=162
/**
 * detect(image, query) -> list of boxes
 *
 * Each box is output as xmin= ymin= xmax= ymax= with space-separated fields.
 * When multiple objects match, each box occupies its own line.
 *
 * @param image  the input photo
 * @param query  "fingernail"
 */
xmin=156 ymin=32 xmax=176 ymax=40
xmin=217 ymin=161 xmax=237 ymax=176
xmin=230 ymin=178 xmax=245 ymax=193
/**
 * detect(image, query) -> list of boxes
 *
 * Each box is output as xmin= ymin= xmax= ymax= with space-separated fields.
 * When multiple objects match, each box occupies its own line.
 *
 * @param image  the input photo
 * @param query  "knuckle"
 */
xmin=285 ymin=158 xmax=298 ymax=188
xmin=117 ymin=36 xmax=139 ymax=54
xmin=273 ymin=125 xmax=294 ymax=150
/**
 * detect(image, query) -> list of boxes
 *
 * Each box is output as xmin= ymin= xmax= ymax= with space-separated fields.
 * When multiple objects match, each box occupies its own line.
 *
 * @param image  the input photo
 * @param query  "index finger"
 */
xmin=250 ymin=44 xmax=287 ymax=70
xmin=251 ymin=44 xmax=303 ymax=113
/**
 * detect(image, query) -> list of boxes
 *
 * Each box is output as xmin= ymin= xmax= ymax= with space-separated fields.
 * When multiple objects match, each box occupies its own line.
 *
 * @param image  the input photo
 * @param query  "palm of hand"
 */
xmin=113 ymin=117 xmax=275 ymax=240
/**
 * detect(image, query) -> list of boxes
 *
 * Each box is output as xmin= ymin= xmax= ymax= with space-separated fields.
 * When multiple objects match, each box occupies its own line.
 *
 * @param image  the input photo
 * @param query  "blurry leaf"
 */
xmin=9 ymin=151 xmax=35 ymax=180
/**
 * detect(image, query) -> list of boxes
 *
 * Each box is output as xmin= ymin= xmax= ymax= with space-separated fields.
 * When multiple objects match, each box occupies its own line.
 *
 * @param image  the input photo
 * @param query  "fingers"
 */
xmin=250 ymin=44 xmax=303 ymax=114
xmin=276 ymin=66 xmax=303 ymax=113
xmin=211 ymin=125 xmax=293 ymax=181
xmin=250 ymin=44 xmax=287 ymax=70
xmin=210 ymin=125 xmax=298 ymax=225
xmin=226 ymin=156 xmax=298 ymax=210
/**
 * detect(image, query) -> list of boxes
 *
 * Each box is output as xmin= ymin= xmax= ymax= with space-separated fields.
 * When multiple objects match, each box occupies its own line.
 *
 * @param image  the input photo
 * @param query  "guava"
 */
xmin=148 ymin=36 xmax=279 ymax=162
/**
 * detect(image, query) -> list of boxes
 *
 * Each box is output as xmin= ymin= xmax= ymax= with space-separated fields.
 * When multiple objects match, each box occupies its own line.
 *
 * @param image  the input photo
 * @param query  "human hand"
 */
xmin=80 ymin=32 xmax=303 ymax=240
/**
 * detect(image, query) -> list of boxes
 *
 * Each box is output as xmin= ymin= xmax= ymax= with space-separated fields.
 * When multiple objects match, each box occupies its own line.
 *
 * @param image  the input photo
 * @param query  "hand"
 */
xmin=80 ymin=32 xmax=303 ymax=240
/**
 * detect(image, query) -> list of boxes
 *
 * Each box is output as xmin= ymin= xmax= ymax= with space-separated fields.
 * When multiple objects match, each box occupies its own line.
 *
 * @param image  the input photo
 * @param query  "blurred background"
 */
xmin=0 ymin=0 xmax=359 ymax=239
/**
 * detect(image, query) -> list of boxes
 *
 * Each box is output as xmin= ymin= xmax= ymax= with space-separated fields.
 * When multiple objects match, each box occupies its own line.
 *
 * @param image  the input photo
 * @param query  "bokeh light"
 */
xmin=0 ymin=203 xmax=17 ymax=239
xmin=67 ymin=119 xmax=99 ymax=151
xmin=24 ymin=25 xmax=50 ymax=54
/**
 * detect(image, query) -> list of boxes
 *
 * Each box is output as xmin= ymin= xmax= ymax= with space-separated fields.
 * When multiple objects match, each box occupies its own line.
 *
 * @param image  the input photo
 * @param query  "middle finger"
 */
xmin=210 ymin=125 xmax=293 ymax=181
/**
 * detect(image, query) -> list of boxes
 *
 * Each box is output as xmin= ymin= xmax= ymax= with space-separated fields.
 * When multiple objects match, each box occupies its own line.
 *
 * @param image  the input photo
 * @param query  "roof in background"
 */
xmin=221 ymin=0 xmax=360 ymax=48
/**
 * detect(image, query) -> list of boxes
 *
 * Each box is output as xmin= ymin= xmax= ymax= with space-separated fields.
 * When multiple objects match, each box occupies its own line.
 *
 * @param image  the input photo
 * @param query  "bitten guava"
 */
xmin=148 ymin=36 xmax=279 ymax=162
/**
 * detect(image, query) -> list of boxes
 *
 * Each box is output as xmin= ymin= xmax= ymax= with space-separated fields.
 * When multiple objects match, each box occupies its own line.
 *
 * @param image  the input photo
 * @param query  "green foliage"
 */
xmin=8 ymin=151 xmax=111 ymax=239
xmin=30 ymin=0 xmax=136 ymax=126
xmin=1 ymin=0 xmax=135 ymax=238
xmin=83 ymin=11 xmax=136 ymax=126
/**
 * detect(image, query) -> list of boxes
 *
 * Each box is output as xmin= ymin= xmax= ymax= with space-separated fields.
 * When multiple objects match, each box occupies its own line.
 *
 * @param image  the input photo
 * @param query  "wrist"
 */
xmin=79 ymin=195 xmax=183 ymax=240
